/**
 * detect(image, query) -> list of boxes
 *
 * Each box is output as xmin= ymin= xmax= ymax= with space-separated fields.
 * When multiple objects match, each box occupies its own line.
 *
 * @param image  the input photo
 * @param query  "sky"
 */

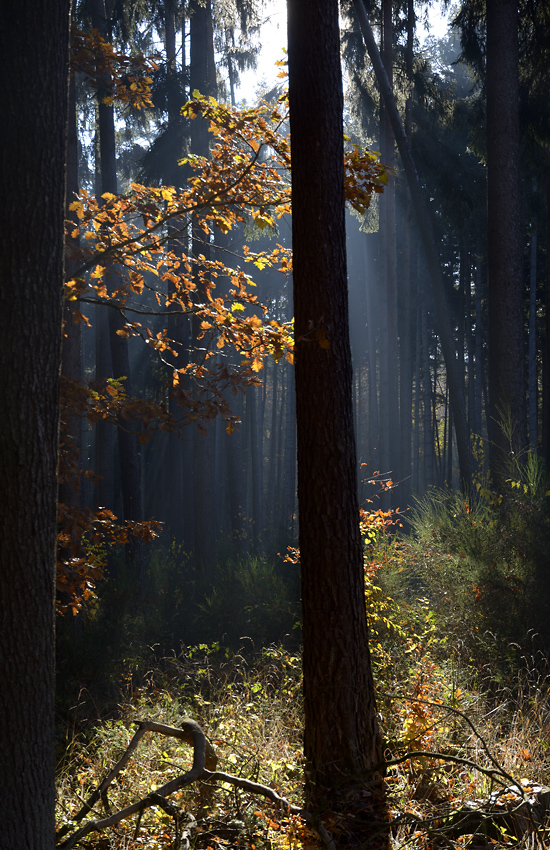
xmin=234 ymin=0 xmax=453 ymax=103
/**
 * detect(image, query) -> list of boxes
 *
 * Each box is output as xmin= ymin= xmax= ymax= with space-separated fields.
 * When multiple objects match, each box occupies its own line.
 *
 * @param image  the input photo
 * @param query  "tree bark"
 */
xmin=486 ymin=0 xmax=527 ymax=481
xmin=0 ymin=1 xmax=70 ymax=845
xmin=60 ymin=70 xmax=83 ymax=512
xmin=287 ymin=0 xmax=382 ymax=807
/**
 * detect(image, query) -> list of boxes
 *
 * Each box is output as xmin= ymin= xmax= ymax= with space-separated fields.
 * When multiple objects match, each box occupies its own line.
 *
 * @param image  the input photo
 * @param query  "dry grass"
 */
xmin=56 ymin=641 xmax=550 ymax=850
xmin=56 ymin=645 xmax=308 ymax=850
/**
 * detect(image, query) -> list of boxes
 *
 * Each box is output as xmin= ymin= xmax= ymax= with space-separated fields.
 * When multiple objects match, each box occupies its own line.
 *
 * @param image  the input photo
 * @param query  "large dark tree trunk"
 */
xmin=0 ymin=1 xmax=70 ymax=845
xmin=60 ymin=70 xmax=83 ymax=512
xmin=287 ymin=0 xmax=382 ymax=808
xmin=486 ymin=0 xmax=527 ymax=481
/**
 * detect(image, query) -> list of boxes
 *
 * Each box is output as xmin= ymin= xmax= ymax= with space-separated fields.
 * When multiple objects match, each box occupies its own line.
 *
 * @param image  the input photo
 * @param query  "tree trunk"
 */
xmin=381 ymin=0 xmax=400 ymax=506
xmin=287 ymin=0 xmax=383 ymax=808
xmin=353 ymin=0 xmax=471 ymax=490
xmin=474 ymin=255 xmax=484 ymax=441
xmin=486 ymin=0 xmax=527 ymax=481
xmin=190 ymin=0 xmax=218 ymax=573
xmin=0 ymin=2 xmax=69 ymax=845
xmin=91 ymin=0 xmax=144 ymax=580
xmin=529 ymin=229 xmax=538 ymax=451
xmin=399 ymin=206 xmax=413 ymax=506
xmin=60 ymin=70 xmax=83 ymax=512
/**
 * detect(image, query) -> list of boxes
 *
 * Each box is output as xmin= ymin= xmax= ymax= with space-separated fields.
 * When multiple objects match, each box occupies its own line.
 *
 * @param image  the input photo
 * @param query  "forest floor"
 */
xmin=56 ymin=636 xmax=550 ymax=850
xmin=56 ymin=486 xmax=550 ymax=849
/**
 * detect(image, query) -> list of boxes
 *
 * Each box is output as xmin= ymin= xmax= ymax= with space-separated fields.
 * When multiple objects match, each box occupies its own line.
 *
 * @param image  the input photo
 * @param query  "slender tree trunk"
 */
xmin=0 ymin=2 xmax=69 ymax=844
xmin=91 ymin=0 xmax=144 ymax=579
xmin=288 ymin=0 xmax=383 ymax=808
xmin=247 ymin=385 xmax=262 ymax=555
xmin=399 ymin=209 xmax=413 ymax=505
xmin=413 ymin=299 xmax=422 ymax=493
xmin=529 ymin=229 xmax=538 ymax=451
xmin=422 ymin=306 xmax=433 ymax=491
xmin=486 ymin=0 xmax=527 ymax=481
xmin=474 ymin=256 xmax=484 ymax=441
xmin=283 ymin=364 xmax=296 ymax=543
xmin=365 ymin=237 xmax=380 ymax=466
xmin=93 ymin=132 xmax=114 ymax=510
xmin=227 ymin=392 xmax=245 ymax=555
xmin=544 ymin=169 xmax=550 ymax=465
xmin=381 ymin=0 xmax=400 ymax=505
xmin=190 ymin=0 xmax=218 ymax=572
xmin=353 ymin=0 xmax=471 ymax=490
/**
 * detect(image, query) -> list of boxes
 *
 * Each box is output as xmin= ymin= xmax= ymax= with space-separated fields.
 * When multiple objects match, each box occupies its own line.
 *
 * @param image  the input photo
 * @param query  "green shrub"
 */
xmin=196 ymin=555 xmax=299 ymax=647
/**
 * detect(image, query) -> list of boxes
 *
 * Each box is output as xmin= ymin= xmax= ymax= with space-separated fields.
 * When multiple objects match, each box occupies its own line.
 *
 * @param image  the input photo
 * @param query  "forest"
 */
xmin=2 ymin=0 xmax=550 ymax=848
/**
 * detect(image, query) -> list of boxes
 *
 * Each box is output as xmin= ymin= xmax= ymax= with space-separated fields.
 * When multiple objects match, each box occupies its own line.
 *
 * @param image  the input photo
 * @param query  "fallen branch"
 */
xmin=56 ymin=717 xmax=336 ymax=850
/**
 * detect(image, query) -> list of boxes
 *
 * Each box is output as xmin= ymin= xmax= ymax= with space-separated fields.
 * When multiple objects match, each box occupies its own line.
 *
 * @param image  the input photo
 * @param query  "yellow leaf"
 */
xmin=68 ymin=201 xmax=85 ymax=220
xmin=316 ymin=327 xmax=330 ymax=349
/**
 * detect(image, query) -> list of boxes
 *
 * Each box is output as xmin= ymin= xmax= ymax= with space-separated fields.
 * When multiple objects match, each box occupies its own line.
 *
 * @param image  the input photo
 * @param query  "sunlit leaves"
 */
xmin=60 ymin=89 xmax=385 ymax=615
xmin=344 ymin=146 xmax=388 ymax=214
xmin=70 ymin=26 xmax=157 ymax=110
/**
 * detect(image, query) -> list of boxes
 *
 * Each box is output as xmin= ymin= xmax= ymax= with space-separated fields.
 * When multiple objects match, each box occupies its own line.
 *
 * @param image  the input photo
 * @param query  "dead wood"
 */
xmin=56 ymin=716 xmax=336 ymax=850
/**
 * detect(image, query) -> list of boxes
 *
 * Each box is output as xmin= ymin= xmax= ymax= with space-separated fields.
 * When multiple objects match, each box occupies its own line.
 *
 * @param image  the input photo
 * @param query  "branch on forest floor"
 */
xmin=374 ymin=699 xmax=550 ymax=843
xmin=56 ymin=717 xmax=336 ymax=850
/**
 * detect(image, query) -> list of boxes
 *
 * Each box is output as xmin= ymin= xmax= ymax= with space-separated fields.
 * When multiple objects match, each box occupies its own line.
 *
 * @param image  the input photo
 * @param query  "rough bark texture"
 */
xmin=287 ymin=0 xmax=382 ymax=805
xmin=0 ymin=2 xmax=70 ymax=846
xmin=60 ymin=71 xmax=83 ymax=512
xmin=486 ymin=0 xmax=527 ymax=478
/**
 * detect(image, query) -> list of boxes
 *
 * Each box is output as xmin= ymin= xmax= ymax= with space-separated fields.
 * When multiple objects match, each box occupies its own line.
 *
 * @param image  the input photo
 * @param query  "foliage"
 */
xmin=196 ymin=556 xmax=299 ymax=647
xmin=59 ymin=42 xmax=388 ymax=613
xmin=70 ymin=26 xmax=157 ymax=110
xmin=56 ymin=644 xmax=305 ymax=850
xmin=56 ymin=480 xmax=550 ymax=849
xmin=394 ymin=464 xmax=550 ymax=682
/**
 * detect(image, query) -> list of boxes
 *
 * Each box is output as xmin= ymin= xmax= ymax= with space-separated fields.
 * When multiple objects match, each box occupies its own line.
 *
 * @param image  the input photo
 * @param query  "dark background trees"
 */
xmin=54 ymin=0 xmax=550 ymax=681
xmin=3 ymin=0 xmax=550 ymax=844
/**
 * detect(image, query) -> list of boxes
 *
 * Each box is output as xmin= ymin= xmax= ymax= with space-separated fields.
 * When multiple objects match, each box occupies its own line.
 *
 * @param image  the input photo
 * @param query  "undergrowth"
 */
xmin=56 ymin=472 xmax=550 ymax=849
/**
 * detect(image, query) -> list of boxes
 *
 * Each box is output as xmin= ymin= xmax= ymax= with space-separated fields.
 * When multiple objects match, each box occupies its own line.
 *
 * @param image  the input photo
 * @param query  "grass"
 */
xmin=56 ymin=637 xmax=550 ymax=850
xmin=56 ymin=480 xmax=550 ymax=849
xmin=56 ymin=645 xmax=308 ymax=850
